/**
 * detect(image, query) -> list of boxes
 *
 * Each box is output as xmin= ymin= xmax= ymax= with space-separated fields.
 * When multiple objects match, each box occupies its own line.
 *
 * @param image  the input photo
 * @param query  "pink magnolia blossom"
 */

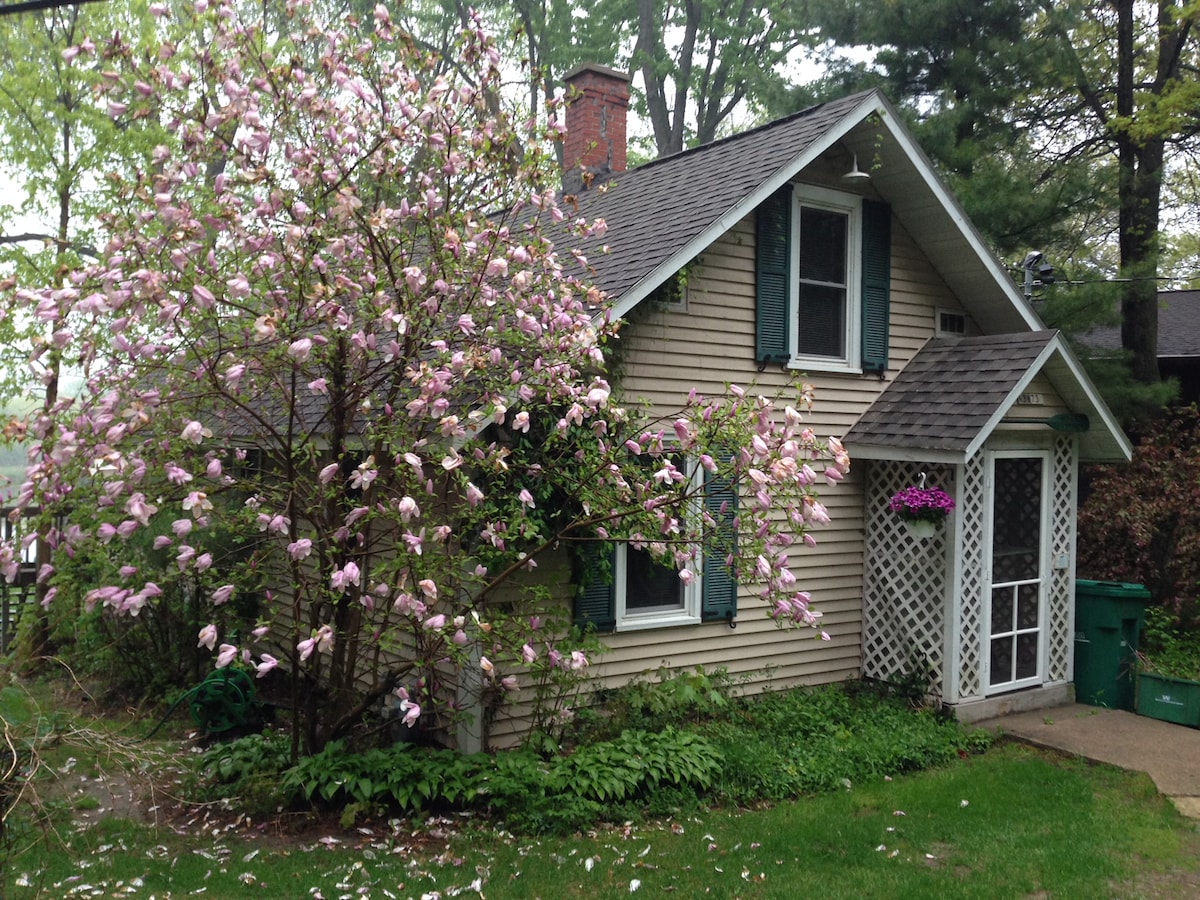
xmin=182 ymin=492 xmax=212 ymax=517
xmin=331 ymin=561 xmax=361 ymax=591
xmin=216 ymin=643 xmax=238 ymax=668
xmin=197 ymin=624 xmax=218 ymax=650
xmin=181 ymin=421 xmax=212 ymax=444
xmin=298 ymin=624 xmax=334 ymax=662
xmin=288 ymin=337 xmax=313 ymax=361
xmin=165 ymin=463 xmax=193 ymax=485
xmin=125 ymin=493 xmax=157 ymax=526
xmin=398 ymin=697 xmax=421 ymax=727
xmin=288 ymin=538 xmax=313 ymax=560
xmin=255 ymin=654 xmax=278 ymax=678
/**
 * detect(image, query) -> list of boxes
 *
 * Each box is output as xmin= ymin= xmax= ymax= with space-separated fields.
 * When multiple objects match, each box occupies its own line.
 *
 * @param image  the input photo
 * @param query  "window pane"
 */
xmin=626 ymin=546 xmax=682 ymax=611
xmin=1016 ymin=632 xmax=1039 ymax=679
xmin=991 ymin=457 xmax=1042 ymax=582
xmin=798 ymin=283 xmax=846 ymax=357
xmin=1017 ymin=583 xmax=1040 ymax=629
xmin=799 ymin=207 xmax=847 ymax=284
xmin=991 ymin=587 xmax=1014 ymax=634
xmin=989 ymin=637 xmax=1013 ymax=686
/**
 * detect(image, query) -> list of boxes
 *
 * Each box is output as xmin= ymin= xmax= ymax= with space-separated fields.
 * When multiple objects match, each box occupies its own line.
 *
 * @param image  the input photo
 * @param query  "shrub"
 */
xmin=576 ymin=666 xmax=739 ymax=741
xmin=1078 ymin=406 xmax=1200 ymax=626
xmin=193 ymin=681 xmax=989 ymax=836
xmin=1138 ymin=606 xmax=1200 ymax=680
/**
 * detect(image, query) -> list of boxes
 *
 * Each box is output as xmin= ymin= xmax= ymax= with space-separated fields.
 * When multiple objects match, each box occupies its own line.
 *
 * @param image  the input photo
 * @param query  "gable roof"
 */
xmin=1082 ymin=289 xmax=1200 ymax=359
xmin=843 ymin=331 xmax=1132 ymax=463
xmin=572 ymin=89 xmax=1040 ymax=337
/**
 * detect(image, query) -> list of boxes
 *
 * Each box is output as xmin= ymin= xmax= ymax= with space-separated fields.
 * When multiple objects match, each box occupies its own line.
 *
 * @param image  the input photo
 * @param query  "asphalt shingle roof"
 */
xmin=1082 ymin=290 xmax=1200 ymax=358
xmin=568 ymin=91 xmax=875 ymax=304
xmin=843 ymin=331 xmax=1060 ymax=454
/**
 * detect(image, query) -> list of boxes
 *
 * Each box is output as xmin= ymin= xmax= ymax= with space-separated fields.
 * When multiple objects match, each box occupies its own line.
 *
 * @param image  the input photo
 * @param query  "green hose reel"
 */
xmin=188 ymin=668 xmax=260 ymax=734
xmin=144 ymin=667 xmax=265 ymax=741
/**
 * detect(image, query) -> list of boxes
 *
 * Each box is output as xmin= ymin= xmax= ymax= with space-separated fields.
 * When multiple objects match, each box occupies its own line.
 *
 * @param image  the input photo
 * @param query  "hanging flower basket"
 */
xmin=889 ymin=478 xmax=955 ymax=539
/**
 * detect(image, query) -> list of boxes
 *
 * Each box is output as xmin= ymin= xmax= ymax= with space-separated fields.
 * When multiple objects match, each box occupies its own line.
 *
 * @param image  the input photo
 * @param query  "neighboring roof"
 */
xmin=1082 ymin=289 xmax=1200 ymax=359
xmin=843 ymin=331 xmax=1132 ymax=464
xmin=571 ymin=89 xmax=1040 ymax=337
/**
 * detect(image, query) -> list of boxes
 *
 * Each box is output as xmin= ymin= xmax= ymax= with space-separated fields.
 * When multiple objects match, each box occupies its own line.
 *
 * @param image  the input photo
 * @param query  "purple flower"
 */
xmin=889 ymin=485 xmax=956 ymax=523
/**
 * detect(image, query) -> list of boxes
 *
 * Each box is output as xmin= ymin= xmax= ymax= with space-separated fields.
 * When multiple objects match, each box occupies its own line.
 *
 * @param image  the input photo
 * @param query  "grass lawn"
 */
xmin=6 ymin=742 xmax=1198 ymax=899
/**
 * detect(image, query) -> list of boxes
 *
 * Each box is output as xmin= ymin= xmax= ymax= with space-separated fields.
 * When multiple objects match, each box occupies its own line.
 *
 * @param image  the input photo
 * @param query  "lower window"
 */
xmin=615 ymin=540 xmax=701 ymax=631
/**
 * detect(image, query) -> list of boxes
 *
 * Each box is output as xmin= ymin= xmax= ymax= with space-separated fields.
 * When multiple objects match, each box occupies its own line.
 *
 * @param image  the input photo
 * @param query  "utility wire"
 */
xmin=0 ymin=0 xmax=109 ymax=16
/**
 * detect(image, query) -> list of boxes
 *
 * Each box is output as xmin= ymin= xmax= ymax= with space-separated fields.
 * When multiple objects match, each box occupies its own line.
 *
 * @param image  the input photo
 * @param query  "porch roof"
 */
xmin=843 ymin=331 xmax=1131 ymax=464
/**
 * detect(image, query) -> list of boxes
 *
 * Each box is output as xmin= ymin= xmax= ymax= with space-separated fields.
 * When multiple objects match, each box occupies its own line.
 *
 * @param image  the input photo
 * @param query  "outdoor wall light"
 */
xmin=842 ymin=152 xmax=871 ymax=181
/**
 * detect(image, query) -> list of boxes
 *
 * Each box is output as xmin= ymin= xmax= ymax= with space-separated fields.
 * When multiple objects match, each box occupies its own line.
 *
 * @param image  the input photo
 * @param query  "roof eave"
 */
xmin=846 ymin=444 xmax=967 ymax=465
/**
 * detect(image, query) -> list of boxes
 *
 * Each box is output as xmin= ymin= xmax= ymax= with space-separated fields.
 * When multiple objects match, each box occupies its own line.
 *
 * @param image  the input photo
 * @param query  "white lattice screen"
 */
xmin=862 ymin=438 xmax=1080 ymax=706
xmin=1048 ymin=437 xmax=1077 ymax=682
xmin=953 ymin=455 xmax=988 ymax=701
xmin=862 ymin=461 xmax=954 ymax=695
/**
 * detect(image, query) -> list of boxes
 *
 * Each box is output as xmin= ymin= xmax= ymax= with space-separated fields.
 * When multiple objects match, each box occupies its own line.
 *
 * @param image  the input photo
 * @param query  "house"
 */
xmin=1082 ymin=289 xmax=1200 ymax=404
xmin=490 ymin=65 xmax=1131 ymax=742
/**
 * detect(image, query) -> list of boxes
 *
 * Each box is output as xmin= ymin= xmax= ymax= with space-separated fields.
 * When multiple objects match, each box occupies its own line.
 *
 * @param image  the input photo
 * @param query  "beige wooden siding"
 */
xmin=548 ymin=205 xmax=967 ymax=719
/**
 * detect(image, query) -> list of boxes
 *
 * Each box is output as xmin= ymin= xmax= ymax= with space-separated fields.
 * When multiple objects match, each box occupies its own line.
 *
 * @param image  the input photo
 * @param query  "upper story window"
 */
xmin=755 ymin=183 xmax=891 ymax=375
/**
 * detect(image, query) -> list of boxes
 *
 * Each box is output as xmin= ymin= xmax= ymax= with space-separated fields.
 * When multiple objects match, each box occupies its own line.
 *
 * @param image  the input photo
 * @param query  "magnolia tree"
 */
xmin=3 ymin=0 xmax=848 ymax=754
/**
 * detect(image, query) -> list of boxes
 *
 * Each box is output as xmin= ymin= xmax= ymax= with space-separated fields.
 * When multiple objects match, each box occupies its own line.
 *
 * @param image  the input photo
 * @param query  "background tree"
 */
xmin=621 ymin=0 xmax=816 ymax=155
xmin=0 ymin=0 xmax=163 ymax=656
xmin=788 ymin=0 xmax=1196 ymax=421
xmin=5 ymin=0 xmax=847 ymax=756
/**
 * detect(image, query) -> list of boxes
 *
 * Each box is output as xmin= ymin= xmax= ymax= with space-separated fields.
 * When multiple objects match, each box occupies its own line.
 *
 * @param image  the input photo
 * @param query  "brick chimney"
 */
xmin=562 ymin=64 xmax=631 ymax=191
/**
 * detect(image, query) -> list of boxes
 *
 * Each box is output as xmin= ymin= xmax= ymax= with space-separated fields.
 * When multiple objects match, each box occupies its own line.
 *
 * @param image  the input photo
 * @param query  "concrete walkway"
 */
xmin=978 ymin=703 xmax=1200 ymax=819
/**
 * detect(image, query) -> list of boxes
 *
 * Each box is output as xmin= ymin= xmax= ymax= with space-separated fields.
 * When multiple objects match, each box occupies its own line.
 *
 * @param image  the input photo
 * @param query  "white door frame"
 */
xmin=983 ymin=448 xmax=1052 ymax=695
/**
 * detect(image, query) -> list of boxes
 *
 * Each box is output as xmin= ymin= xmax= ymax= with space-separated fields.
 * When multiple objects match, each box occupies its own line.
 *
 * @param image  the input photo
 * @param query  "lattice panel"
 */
xmin=955 ymin=455 xmax=987 ymax=700
xmin=1048 ymin=437 xmax=1077 ymax=682
xmin=862 ymin=460 xmax=953 ymax=696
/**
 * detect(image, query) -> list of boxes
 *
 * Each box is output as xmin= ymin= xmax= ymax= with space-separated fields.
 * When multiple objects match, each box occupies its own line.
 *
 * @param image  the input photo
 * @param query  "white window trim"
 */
xmin=787 ymin=183 xmax=863 ymax=374
xmin=614 ymin=459 xmax=703 ymax=632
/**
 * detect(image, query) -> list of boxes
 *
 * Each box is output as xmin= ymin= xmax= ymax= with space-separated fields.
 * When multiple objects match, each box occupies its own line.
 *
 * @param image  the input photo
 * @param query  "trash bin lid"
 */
xmin=1075 ymin=579 xmax=1151 ymax=600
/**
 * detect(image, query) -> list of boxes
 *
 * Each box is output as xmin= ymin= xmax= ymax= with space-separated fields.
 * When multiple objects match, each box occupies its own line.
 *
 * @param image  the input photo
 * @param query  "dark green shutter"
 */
xmin=701 ymin=457 xmax=738 ymax=623
xmin=756 ymin=186 xmax=793 ymax=365
xmin=574 ymin=547 xmax=615 ymax=632
xmin=860 ymin=199 xmax=892 ymax=374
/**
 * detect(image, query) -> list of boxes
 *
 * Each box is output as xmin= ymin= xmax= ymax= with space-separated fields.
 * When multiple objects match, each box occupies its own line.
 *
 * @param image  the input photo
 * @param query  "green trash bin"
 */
xmin=1074 ymin=580 xmax=1151 ymax=711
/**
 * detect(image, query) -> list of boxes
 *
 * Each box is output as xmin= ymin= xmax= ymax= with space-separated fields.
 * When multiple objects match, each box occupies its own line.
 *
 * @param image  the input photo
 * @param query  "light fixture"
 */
xmin=842 ymin=152 xmax=871 ymax=181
